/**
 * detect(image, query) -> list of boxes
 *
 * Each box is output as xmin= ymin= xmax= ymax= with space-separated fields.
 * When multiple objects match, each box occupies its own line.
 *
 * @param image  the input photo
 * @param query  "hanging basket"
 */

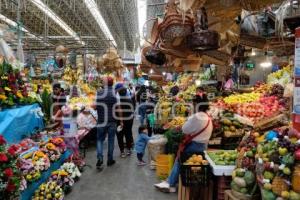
xmin=240 ymin=0 xmax=283 ymax=11
xmin=187 ymin=30 xmax=220 ymax=50
xmin=239 ymin=34 xmax=266 ymax=49
xmin=158 ymin=0 xmax=194 ymax=47
xmin=145 ymin=43 xmax=167 ymax=66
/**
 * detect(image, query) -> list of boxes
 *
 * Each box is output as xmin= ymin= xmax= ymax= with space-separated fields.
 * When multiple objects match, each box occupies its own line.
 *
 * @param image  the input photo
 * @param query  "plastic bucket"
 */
xmin=63 ymin=117 xmax=78 ymax=137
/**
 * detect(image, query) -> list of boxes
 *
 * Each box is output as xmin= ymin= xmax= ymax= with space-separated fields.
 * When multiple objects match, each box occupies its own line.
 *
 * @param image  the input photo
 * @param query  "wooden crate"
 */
xmin=178 ymin=177 xmax=213 ymax=200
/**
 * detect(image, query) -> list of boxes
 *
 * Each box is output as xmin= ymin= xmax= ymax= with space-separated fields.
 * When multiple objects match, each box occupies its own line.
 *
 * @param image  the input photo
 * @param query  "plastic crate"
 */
xmin=180 ymin=153 xmax=211 ymax=187
xmin=156 ymin=154 xmax=174 ymax=179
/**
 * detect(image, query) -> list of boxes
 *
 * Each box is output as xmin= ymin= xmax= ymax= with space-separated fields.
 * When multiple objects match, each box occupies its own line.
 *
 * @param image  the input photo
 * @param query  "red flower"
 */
xmin=0 ymin=135 xmax=6 ymax=145
xmin=0 ymin=153 xmax=8 ymax=162
xmin=4 ymin=168 xmax=13 ymax=177
xmin=6 ymin=181 xmax=16 ymax=192
xmin=7 ymin=145 xmax=19 ymax=156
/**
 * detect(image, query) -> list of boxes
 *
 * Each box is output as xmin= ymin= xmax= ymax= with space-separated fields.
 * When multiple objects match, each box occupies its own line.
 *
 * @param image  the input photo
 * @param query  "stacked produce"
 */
xmin=0 ymin=136 xmax=21 ymax=199
xmin=267 ymin=65 xmax=292 ymax=87
xmin=224 ymin=92 xmax=261 ymax=105
xmin=207 ymin=150 xmax=237 ymax=165
xmin=183 ymin=154 xmax=209 ymax=166
xmin=63 ymin=66 xmax=83 ymax=85
xmin=68 ymin=96 xmax=93 ymax=110
xmin=220 ymin=112 xmax=244 ymax=137
xmin=256 ymin=128 xmax=300 ymax=200
xmin=163 ymin=116 xmax=186 ymax=129
xmin=230 ymin=133 xmax=258 ymax=197
xmin=156 ymin=97 xmax=172 ymax=124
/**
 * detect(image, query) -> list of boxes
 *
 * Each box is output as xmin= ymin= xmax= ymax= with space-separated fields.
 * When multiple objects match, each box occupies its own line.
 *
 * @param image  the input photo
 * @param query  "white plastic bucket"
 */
xmin=62 ymin=117 xmax=78 ymax=137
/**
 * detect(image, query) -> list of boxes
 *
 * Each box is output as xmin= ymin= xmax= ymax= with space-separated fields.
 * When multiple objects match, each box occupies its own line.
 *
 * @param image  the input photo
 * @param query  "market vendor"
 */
xmin=223 ymin=74 xmax=235 ymax=91
xmin=154 ymin=95 xmax=213 ymax=193
xmin=196 ymin=86 xmax=207 ymax=99
xmin=52 ymin=83 xmax=66 ymax=125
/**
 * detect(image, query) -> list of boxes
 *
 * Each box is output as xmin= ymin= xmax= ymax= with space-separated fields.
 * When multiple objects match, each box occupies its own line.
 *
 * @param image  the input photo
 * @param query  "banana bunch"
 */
xmin=63 ymin=66 xmax=83 ymax=85
xmin=224 ymin=92 xmax=261 ymax=105
xmin=69 ymin=97 xmax=93 ymax=110
xmin=80 ymin=83 xmax=96 ymax=95
xmin=267 ymin=65 xmax=292 ymax=86
xmin=255 ymin=84 xmax=271 ymax=94
xmin=168 ymin=116 xmax=186 ymax=128
xmin=175 ymin=103 xmax=187 ymax=115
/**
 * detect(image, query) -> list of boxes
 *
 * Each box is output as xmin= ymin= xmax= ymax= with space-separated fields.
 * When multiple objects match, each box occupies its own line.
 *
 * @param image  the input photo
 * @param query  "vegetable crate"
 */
xmin=178 ymin=177 xmax=213 ymax=200
xmin=156 ymin=154 xmax=174 ymax=180
xmin=180 ymin=153 xmax=211 ymax=187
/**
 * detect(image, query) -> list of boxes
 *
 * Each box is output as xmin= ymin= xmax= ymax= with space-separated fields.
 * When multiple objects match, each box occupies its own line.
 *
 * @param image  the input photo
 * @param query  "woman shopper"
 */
xmin=154 ymin=95 xmax=213 ymax=193
xmin=117 ymin=87 xmax=135 ymax=157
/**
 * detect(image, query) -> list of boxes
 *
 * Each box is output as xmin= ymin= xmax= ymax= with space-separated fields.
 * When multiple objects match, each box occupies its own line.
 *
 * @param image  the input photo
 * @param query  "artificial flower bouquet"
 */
xmin=60 ymin=162 xmax=81 ymax=180
xmin=50 ymin=169 xmax=74 ymax=193
xmin=0 ymin=135 xmax=21 ymax=199
xmin=50 ymin=137 xmax=67 ymax=154
xmin=0 ymin=64 xmax=38 ymax=108
xmin=32 ymin=181 xmax=64 ymax=200
xmin=40 ymin=142 xmax=61 ymax=162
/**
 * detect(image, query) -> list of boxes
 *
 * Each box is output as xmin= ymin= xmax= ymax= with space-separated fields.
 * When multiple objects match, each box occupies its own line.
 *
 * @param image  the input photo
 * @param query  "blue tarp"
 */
xmin=21 ymin=150 xmax=72 ymax=200
xmin=0 ymin=104 xmax=44 ymax=143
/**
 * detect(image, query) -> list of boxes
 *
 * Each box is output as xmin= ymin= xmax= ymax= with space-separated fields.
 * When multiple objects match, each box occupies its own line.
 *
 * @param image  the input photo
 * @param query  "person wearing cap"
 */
xmin=155 ymin=95 xmax=213 ymax=193
xmin=95 ymin=76 xmax=120 ymax=168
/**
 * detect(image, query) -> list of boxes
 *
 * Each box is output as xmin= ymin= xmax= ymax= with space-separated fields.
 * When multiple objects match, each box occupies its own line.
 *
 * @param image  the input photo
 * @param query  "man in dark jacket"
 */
xmin=95 ymin=77 xmax=119 ymax=168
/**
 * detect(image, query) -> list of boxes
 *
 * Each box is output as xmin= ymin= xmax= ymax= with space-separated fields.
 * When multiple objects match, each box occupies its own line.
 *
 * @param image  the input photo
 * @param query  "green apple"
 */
xmin=279 ymin=147 xmax=288 ymax=156
xmin=283 ymin=167 xmax=291 ymax=175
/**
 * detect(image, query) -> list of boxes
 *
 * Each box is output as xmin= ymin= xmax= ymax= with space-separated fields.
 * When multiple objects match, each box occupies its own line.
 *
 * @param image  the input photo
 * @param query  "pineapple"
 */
xmin=292 ymin=165 xmax=300 ymax=193
xmin=272 ymin=176 xmax=289 ymax=196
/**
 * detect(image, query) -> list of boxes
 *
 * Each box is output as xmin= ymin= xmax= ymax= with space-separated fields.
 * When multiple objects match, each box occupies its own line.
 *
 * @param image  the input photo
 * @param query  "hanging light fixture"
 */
xmin=260 ymin=52 xmax=272 ymax=68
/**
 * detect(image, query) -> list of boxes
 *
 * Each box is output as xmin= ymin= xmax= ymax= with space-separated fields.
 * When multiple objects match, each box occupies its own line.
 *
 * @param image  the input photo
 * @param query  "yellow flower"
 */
xmin=16 ymin=91 xmax=23 ymax=98
xmin=0 ymin=94 xmax=7 ymax=100
xmin=4 ymin=87 xmax=11 ymax=91
xmin=46 ymin=143 xmax=56 ymax=150
xmin=35 ymin=151 xmax=46 ymax=158
xmin=32 ymin=84 xmax=38 ymax=93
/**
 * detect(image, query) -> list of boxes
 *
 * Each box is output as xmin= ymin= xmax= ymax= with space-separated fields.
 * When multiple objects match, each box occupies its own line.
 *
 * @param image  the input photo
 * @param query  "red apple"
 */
xmin=295 ymin=149 xmax=300 ymax=161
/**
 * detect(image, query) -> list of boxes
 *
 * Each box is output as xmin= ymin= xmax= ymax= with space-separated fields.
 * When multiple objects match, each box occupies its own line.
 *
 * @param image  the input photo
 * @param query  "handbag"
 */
xmin=186 ymin=7 xmax=219 ymax=51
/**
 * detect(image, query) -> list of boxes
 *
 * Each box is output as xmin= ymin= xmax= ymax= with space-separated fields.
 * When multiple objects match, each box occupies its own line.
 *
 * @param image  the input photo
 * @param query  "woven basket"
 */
xmin=240 ymin=0 xmax=283 ymax=11
xmin=158 ymin=0 xmax=194 ymax=46
xmin=240 ymin=34 xmax=266 ymax=49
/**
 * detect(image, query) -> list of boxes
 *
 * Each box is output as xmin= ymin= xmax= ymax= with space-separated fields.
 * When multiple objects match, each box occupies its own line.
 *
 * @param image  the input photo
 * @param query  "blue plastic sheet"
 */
xmin=21 ymin=150 xmax=72 ymax=200
xmin=0 ymin=104 xmax=44 ymax=143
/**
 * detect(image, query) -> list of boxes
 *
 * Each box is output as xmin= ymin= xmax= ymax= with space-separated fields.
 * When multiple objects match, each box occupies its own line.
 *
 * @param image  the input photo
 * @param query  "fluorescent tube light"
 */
xmin=84 ymin=0 xmax=117 ymax=47
xmin=31 ymin=0 xmax=85 ymax=45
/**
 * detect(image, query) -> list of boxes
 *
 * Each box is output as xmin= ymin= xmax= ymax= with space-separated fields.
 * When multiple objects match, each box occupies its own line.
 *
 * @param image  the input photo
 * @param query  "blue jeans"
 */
xmin=167 ymin=141 xmax=207 ymax=187
xmin=138 ymin=104 xmax=147 ymax=125
xmin=97 ymin=122 xmax=117 ymax=161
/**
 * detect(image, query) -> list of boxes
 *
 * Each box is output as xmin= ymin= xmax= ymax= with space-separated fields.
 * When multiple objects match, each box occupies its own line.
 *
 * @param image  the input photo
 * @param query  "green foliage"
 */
xmin=164 ymin=129 xmax=184 ymax=154
xmin=40 ymin=89 xmax=53 ymax=122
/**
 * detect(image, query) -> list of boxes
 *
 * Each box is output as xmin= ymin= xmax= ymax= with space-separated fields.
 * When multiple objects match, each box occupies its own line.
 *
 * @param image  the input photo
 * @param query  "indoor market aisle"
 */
xmin=66 ymin=120 xmax=176 ymax=200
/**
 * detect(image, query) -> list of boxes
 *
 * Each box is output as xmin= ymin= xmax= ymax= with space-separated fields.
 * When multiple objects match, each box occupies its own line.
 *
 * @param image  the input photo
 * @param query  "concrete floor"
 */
xmin=66 ymin=120 xmax=177 ymax=200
